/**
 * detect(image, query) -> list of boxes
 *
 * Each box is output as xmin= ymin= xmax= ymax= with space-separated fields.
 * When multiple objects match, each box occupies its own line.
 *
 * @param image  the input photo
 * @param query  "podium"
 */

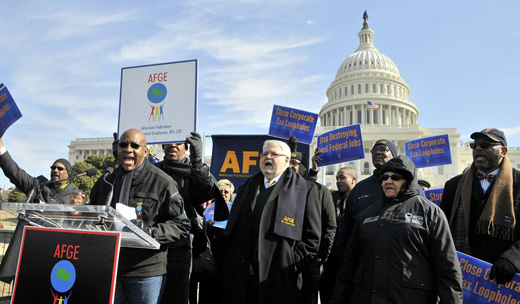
xmin=0 ymin=203 xmax=160 ymax=304
xmin=0 ymin=203 xmax=160 ymax=250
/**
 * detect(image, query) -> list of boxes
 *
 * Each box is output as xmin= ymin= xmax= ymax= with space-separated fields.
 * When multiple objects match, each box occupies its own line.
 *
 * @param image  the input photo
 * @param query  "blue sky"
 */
xmin=0 ymin=0 xmax=519 ymax=189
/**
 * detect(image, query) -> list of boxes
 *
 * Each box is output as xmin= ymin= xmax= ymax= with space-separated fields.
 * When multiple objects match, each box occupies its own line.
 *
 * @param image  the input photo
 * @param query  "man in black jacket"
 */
xmin=90 ymin=129 xmax=191 ymax=304
xmin=441 ymin=128 xmax=520 ymax=284
xmin=0 ymin=138 xmax=83 ymax=283
xmin=0 ymin=138 xmax=80 ymax=204
xmin=155 ymin=132 xmax=227 ymax=304
xmin=334 ymin=139 xmax=398 ymax=259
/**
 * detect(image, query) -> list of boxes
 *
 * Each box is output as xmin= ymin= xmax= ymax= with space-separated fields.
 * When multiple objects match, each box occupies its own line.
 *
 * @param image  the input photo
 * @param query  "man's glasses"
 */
xmin=261 ymin=152 xmax=286 ymax=158
xmin=50 ymin=166 xmax=66 ymax=171
xmin=370 ymin=146 xmax=390 ymax=154
xmin=469 ymin=142 xmax=501 ymax=150
xmin=380 ymin=173 xmax=403 ymax=181
xmin=119 ymin=142 xmax=141 ymax=149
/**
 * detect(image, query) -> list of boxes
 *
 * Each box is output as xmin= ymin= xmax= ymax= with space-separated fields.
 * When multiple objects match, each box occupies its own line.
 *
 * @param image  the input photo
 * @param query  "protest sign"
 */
xmin=458 ymin=251 xmax=520 ymax=304
xmin=424 ymin=188 xmax=443 ymax=206
xmin=0 ymin=84 xmax=23 ymax=138
xmin=316 ymin=124 xmax=364 ymax=167
xmin=211 ymin=135 xmax=310 ymax=190
xmin=118 ymin=60 xmax=197 ymax=144
xmin=268 ymin=105 xmax=318 ymax=144
xmin=405 ymin=134 xmax=452 ymax=168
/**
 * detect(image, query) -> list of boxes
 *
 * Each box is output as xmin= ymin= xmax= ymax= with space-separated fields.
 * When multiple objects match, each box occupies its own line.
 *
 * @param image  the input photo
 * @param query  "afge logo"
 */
xmin=281 ymin=216 xmax=296 ymax=227
xmin=404 ymin=213 xmax=424 ymax=226
xmin=220 ymin=151 xmax=260 ymax=174
xmin=147 ymin=72 xmax=168 ymax=122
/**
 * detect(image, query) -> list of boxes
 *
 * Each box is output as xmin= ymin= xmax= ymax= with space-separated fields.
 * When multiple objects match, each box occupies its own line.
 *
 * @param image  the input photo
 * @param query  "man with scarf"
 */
xmin=90 ymin=129 xmax=191 ymax=304
xmin=441 ymin=128 xmax=520 ymax=284
xmin=222 ymin=140 xmax=321 ymax=304
xmin=155 ymin=132 xmax=228 ymax=304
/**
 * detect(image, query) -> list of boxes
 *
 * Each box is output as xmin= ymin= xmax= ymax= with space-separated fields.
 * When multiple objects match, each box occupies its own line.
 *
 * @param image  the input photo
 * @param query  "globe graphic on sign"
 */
xmin=50 ymin=260 xmax=76 ymax=293
xmin=147 ymin=83 xmax=167 ymax=104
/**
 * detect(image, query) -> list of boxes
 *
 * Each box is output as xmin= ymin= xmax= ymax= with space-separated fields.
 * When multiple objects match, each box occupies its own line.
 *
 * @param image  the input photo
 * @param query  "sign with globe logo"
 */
xmin=118 ymin=60 xmax=198 ymax=144
xmin=50 ymin=260 xmax=76 ymax=293
xmin=147 ymin=83 xmax=167 ymax=122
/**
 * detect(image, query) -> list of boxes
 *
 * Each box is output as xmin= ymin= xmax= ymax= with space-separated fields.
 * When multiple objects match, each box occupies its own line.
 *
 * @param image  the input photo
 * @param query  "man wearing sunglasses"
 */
xmin=441 ymin=128 xmax=520 ymax=285
xmin=222 ymin=140 xmax=321 ymax=304
xmin=0 ymin=138 xmax=81 ymax=204
xmin=90 ymin=129 xmax=191 ymax=304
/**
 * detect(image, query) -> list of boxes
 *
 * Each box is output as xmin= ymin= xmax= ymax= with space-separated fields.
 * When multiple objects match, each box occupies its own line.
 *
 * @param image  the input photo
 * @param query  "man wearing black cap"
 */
xmin=0 ymin=138 xmax=83 ymax=284
xmin=333 ymin=139 xmax=398 ymax=259
xmin=441 ymin=128 xmax=520 ymax=284
xmin=0 ymin=138 xmax=80 ymax=204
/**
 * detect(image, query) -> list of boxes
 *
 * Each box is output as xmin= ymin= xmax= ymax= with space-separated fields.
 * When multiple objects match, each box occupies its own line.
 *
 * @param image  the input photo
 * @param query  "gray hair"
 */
xmin=263 ymin=140 xmax=291 ymax=157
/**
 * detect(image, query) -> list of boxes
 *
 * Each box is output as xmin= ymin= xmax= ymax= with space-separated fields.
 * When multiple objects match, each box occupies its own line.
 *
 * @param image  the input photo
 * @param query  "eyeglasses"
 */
xmin=220 ymin=190 xmax=230 ymax=194
xmin=380 ymin=174 xmax=403 ymax=181
xmin=370 ymin=146 xmax=390 ymax=154
xmin=261 ymin=152 xmax=286 ymax=158
xmin=469 ymin=142 xmax=501 ymax=150
xmin=290 ymin=159 xmax=301 ymax=166
xmin=119 ymin=142 xmax=141 ymax=149
xmin=50 ymin=165 xmax=66 ymax=171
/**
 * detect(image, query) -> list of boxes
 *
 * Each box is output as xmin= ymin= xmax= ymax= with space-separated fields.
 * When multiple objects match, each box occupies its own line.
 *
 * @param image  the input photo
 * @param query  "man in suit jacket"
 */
xmin=222 ymin=140 xmax=321 ymax=304
xmin=441 ymin=128 xmax=520 ymax=284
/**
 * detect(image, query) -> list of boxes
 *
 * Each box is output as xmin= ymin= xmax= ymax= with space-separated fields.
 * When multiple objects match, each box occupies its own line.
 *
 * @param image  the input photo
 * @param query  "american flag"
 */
xmin=367 ymin=101 xmax=379 ymax=109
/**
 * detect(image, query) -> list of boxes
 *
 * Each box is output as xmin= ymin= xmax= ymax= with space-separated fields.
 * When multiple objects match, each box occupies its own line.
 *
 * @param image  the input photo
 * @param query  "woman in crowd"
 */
xmin=332 ymin=155 xmax=463 ymax=304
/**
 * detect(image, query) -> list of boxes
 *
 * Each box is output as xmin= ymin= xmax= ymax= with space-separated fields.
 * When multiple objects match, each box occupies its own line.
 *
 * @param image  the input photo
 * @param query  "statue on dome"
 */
xmin=362 ymin=10 xmax=369 ymax=29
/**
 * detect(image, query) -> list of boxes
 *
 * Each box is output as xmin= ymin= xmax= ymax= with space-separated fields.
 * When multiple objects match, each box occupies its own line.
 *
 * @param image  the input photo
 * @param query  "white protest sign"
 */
xmin=118 ymin=60 xmax=197 ymax=143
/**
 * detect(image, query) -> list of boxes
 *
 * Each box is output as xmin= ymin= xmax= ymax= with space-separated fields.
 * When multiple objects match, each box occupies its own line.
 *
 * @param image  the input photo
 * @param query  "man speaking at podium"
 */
xmin=90 ymin=129 xmax=191 ymax=304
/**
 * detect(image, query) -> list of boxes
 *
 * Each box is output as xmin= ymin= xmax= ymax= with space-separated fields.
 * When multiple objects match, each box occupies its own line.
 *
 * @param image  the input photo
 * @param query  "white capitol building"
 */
xmin=68 ymin=12 xmax=520 ymax=189
xmin=313 ymin=12 xmax=520 ymax=188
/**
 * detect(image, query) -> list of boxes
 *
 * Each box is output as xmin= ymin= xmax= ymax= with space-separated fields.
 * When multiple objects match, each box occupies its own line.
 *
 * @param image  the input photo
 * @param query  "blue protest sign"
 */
xmin=457 ymin=251 xmax=520 ymax=304
xmin=316 ymin=124 xmax=364 ymax=167
xmin=424 ymin=188 xmax=443 ymax=206
xmin=0 ymin=84 xmax=23 ymax=138
xmin=405 ymin=134 xmax=452 ymax=168
xmin=268 ymin=105 xmax=318 ymax=145
xmin=211 ymin=135 xmax=310 ymax=190
xmin=203 ymin=201 xmax=233 ymax=229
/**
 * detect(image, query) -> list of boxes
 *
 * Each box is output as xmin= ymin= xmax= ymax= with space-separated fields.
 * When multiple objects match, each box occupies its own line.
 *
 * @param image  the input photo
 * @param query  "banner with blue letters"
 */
xmin=211 ymin=135 xmax=310 ymax=190
xmin=268 ymin=105 xmax=318 ymax=145
xmin=405 ymin=134 xmax=452 ymax=168
xmin=458 ymin=251 xmax=520 ymax=304
xmin=0 ymin=84 xmax=23 ymax=138
xmin=316 ymin=124 xmax=364 ymax=167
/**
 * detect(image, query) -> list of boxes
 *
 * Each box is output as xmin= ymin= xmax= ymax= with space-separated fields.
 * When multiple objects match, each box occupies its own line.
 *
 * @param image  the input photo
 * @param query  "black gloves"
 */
xmin=490 ymin=258 xmax=518 ymax=285
xmin=186 ymin=132 xmax=203 ymax=167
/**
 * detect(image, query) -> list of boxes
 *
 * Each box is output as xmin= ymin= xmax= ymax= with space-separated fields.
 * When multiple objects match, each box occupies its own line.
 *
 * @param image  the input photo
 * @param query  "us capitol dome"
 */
xmin=313 ymin=11 xmax=483 ymax=187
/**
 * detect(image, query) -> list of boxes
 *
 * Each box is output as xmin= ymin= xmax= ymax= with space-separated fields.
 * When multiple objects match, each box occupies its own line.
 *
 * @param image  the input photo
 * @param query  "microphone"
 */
xmin=102 ymin=167 xmax=115 ymax=207
xmin=75 ymin=168 xmax=98 ymax=178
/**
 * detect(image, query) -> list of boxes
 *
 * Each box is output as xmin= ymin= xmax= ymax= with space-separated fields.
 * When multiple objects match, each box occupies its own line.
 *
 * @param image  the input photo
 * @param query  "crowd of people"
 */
xmin=0 ymin=127 xmax=518 ymax=304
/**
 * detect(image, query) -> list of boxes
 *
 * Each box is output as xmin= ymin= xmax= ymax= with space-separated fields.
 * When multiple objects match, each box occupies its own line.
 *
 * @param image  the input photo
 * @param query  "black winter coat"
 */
xmin=222 ymin=169 xmax=322 ymax=304
xmin=333 ymin=156 xmax=463 ymax=304
xmin=0 ymin=151 xmax=79 ymax=204
xmin=90 ymin=160 xmax=191 ymax=277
